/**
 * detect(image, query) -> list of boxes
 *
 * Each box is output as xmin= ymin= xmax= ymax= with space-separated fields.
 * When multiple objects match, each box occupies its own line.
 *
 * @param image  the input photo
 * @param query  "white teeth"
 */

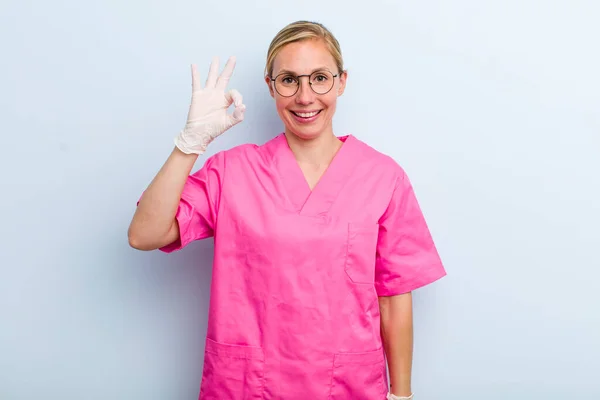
xmin=295 ymin=111 xmax=319 ymax=118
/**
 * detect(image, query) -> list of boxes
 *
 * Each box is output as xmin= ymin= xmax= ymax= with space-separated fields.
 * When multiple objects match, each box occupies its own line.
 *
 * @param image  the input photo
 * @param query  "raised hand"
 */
xmin=174 ymin=56 xmax=246 ymax=155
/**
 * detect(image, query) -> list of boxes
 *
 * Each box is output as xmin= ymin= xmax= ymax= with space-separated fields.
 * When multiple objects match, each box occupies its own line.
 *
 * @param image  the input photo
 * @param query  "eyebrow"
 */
xmin=274 ymin=67 xmax=332 ymax=76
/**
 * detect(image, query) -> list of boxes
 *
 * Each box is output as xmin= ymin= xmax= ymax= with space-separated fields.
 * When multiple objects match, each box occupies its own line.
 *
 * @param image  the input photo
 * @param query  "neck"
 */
xmin=284 ymin=131 xmax=343 ymax=167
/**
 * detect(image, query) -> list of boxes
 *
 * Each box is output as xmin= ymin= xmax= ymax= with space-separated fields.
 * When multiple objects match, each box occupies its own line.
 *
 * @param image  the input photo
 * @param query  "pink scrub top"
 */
xmin=156 ymin=133 xmax=446 ymax=399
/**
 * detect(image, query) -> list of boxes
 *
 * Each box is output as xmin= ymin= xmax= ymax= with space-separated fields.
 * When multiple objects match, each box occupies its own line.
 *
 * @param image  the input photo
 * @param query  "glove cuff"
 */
xmin=173 ymin=128 xmax=213 ymax=155
xmin=387 ymin=392 xmax=414 ymax=400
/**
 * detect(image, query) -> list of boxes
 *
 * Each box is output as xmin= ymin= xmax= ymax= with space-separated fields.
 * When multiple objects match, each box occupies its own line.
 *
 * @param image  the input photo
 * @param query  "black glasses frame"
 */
xmin=269 ymin=71 xmax=339 ymax=97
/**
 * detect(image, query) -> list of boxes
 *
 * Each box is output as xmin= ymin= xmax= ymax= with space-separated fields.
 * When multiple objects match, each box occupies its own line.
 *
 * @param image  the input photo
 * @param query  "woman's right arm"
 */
xmin=128 ymin=56 xmax=245 ymax=251
xmin=127 ymin=147 xmax=199 ymax=251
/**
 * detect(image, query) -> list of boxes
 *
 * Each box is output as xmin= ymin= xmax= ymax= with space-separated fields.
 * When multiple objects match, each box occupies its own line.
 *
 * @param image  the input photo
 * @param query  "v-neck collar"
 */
xmin=269 ymin=132 xmax=358 ymax=217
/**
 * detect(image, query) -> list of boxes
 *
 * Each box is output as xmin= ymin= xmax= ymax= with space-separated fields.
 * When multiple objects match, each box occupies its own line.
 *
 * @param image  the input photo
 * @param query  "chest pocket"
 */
xmin=344 ymin=222 xmax=380 ymax=284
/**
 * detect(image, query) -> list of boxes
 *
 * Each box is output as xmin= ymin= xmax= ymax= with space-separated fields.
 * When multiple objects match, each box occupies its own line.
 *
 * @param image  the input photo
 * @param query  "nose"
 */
xmin=295 ymin=76 xmax=315 ymax=105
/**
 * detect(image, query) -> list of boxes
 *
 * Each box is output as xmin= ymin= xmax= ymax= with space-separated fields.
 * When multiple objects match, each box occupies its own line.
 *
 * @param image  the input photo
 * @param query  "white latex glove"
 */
xmin=387 ymin=392 xmax=414 ymax=400
xmin=174 ymin=56 xmax=246 ymax=155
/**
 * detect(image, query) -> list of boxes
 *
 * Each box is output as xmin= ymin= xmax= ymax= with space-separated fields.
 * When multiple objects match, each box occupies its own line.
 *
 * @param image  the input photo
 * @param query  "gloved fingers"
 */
xmin=205 ymin=56 xmax=220 ymax=88
xmin=190 ymin=64 xmax=201 ymax=92
xmin=228 ymin=103 xmax=246 ymax=127
xmin=216 ymin=56 xmax=237 ymax=91
xmin=234 ymin=103 xmax=246 ymax=120
xmin=225 ymin=89 xmax=243 ymax=107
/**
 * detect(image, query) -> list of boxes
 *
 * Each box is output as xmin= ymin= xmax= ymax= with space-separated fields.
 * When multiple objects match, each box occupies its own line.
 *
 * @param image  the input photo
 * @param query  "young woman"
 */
xmin=128 ymin=20 xmax=446 ymax=400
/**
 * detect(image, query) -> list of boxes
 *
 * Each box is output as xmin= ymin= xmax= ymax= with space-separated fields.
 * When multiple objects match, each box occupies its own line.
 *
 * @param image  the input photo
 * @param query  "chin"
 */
xmin=285 ymin=125 xmax=327 ymax=141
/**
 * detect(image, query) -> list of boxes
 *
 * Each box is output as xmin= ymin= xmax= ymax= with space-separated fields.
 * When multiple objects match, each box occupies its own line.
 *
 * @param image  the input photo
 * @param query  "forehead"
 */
xmin=272 ymin=39 xmax=337 ymax=75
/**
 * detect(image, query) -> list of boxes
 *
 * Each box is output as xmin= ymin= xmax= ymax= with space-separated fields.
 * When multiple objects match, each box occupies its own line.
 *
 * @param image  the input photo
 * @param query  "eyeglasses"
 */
xmin=269 ymin=70 xmax=339 ymax=97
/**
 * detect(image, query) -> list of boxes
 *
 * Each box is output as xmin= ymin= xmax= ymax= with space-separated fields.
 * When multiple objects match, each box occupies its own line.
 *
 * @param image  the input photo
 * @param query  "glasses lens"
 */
xmin=274 ymin=74 xmax=298 ymax=97
xmin=310 ymin=71 xmax=334 ymax=94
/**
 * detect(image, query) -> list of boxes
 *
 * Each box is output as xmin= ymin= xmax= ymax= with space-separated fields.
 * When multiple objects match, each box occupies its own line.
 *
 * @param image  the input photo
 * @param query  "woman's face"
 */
xmin=266 ymin=39 xmax=347 ymax=141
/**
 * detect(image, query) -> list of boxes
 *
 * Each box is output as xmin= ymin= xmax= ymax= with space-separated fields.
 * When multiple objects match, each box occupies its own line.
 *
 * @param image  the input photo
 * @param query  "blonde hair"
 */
xmin=265 ymin=20 xmax=344 ymax=77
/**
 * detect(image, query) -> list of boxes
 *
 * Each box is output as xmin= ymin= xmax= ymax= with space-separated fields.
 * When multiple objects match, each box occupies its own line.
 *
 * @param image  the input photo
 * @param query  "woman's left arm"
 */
xmin=378 ymin=292 xmax=414 ymax=398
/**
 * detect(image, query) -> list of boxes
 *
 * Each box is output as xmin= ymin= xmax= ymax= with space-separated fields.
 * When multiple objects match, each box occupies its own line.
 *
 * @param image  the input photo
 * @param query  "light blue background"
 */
xmin=1 ymin=0 xmax=599 ymax=399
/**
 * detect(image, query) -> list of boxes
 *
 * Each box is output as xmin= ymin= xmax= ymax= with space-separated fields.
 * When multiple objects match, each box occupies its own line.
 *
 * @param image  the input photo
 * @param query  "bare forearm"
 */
xmin=128 ymin=146 xmax=198 ymax=249
xmin=379 ymin=292 xmax=414 ymax=397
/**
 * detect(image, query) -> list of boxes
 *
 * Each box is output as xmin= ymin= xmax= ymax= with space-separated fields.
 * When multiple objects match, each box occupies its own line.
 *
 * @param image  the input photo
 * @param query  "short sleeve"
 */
xmin=374 ymin=169 xmax=446 ymax=296
xmin=157 ymin=151 xmax=225 ymax=253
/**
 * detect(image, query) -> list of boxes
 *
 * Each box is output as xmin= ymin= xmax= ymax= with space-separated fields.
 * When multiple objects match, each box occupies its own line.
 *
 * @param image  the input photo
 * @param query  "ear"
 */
xmin=337 ymin=70 xmax=348 ymax=96
xmin=265 ymin=75 xmax=275 ymax=98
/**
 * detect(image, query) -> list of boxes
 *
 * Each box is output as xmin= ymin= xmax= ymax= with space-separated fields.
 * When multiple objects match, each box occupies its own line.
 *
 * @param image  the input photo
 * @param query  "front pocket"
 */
xmin=329 ymin=348 xmax=388 ymax=399
xmin=199 ymin=338 xmax=265 ymax=399
xmin=345 ymin=222 xmax=380 ymax=284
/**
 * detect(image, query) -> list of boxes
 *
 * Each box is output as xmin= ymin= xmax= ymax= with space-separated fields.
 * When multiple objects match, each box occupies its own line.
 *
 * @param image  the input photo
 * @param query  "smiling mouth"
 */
xmin=291 ymin=110 xmax=322 ymax=118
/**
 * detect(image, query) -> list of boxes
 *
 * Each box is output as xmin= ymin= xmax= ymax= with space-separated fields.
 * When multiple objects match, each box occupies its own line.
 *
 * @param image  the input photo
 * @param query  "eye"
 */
xmin=313 ymin=74 xmax=328 ymax=82
xmin=279 ymin=75 xmax=297 ymax=85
